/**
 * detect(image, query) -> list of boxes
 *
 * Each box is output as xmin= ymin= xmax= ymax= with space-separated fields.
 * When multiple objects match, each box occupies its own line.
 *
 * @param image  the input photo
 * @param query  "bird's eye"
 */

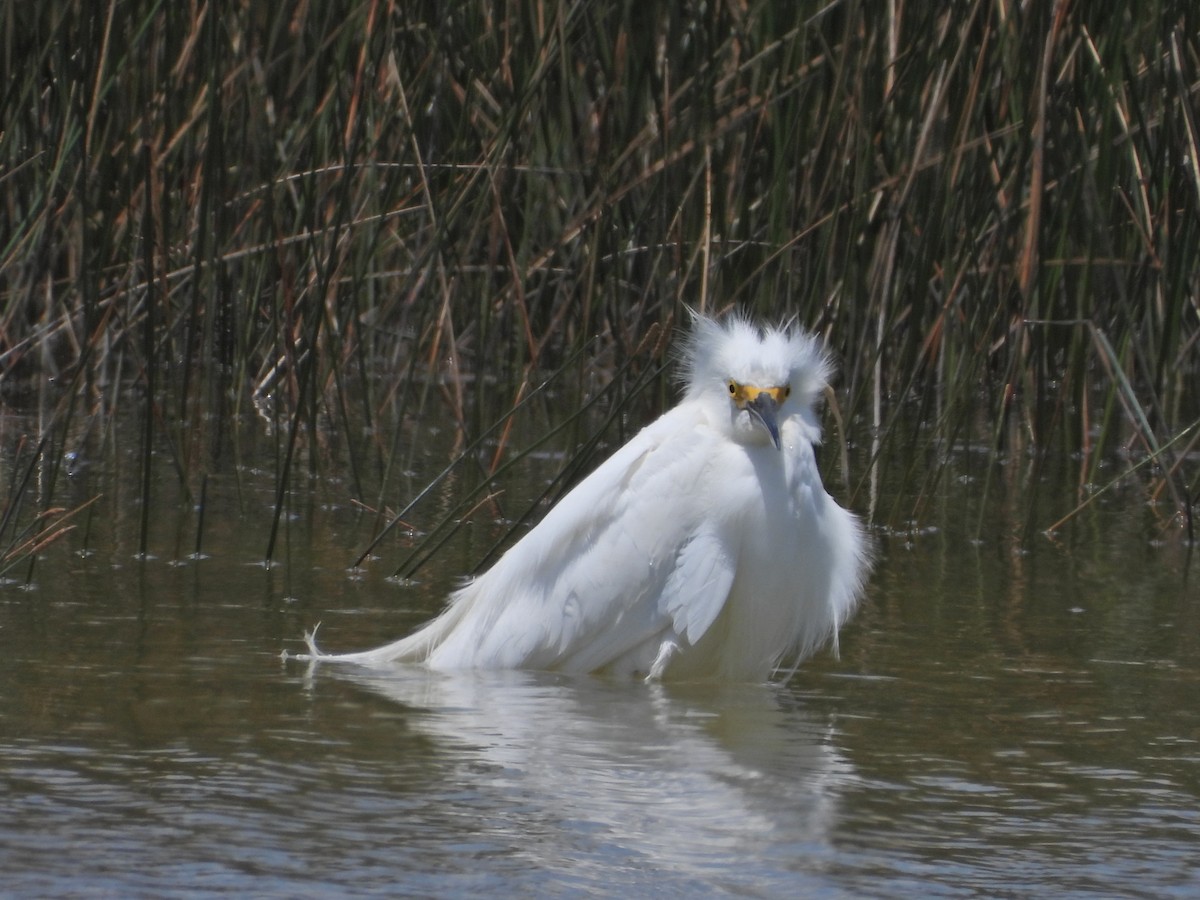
xmin=782 ymin=385 xmax=791 ymax=399
xmin=727 ymin=381 xmax=737 ymax=395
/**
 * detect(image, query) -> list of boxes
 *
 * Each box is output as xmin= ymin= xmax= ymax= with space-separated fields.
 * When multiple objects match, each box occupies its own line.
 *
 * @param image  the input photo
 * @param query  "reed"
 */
xmin=1 ymin=0 xmax=1197 ymax=569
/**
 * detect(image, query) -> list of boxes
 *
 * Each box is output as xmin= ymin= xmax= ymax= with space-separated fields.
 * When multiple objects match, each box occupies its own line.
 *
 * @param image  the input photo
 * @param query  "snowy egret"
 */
xmin=298 ymin=311 xmax=869 ymax=681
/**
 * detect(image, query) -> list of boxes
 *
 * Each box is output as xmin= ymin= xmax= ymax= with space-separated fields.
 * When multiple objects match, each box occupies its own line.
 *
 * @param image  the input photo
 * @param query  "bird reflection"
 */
xmin=308 ymin=664 xmax=855 ymax=887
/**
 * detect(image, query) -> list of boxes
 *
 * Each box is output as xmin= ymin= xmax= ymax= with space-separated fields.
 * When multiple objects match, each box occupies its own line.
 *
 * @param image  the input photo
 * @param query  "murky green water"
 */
xmin=2 ymin=404 xmax=1197 ymax=897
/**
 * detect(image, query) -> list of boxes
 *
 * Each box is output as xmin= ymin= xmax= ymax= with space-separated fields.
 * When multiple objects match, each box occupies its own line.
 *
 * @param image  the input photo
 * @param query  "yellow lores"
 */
xmin=726 ymin=381 xmax=791 ymax=450
xmin=297 ymin=311 xmax=869 ymax=682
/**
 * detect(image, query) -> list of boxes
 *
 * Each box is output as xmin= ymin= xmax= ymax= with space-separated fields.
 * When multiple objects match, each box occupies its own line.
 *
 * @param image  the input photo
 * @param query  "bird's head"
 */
xmin=681 ymin=311 xmax=832 ymax=450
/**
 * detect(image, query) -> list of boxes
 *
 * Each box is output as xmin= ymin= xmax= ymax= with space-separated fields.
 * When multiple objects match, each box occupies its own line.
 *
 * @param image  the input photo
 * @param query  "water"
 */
xmin=2 ymin=410 xmax=1198 ymax=897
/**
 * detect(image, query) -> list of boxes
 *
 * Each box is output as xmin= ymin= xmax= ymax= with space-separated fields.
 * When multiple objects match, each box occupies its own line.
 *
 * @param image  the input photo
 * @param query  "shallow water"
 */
xmin=2 ymin=412 xmax=1197 ymax=897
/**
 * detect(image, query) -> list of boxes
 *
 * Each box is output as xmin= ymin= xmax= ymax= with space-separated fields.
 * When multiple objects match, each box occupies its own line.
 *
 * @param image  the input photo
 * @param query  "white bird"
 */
xmin=298 ymin=312 xmax=869 ymax=681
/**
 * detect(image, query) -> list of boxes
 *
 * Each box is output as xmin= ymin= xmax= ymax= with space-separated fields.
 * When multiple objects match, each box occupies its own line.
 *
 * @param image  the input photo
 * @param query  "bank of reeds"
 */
xmin=1 ymin=0 xmax=1197 ymax=570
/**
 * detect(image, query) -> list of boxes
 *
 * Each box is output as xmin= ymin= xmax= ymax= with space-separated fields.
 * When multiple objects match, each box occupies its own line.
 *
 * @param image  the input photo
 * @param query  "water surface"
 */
xmin=2 ymin=413 xmax=1197 ymax=897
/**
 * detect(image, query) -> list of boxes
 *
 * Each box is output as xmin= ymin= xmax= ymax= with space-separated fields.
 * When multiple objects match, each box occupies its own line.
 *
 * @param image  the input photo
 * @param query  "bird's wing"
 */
xmin=659 ymin=525 xmax=736 ymax=645
xmin=426 ymin=403 xmax=742 ymax=673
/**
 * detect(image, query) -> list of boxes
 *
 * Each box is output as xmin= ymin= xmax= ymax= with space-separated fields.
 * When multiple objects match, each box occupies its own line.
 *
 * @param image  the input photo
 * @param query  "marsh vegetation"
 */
xmin=2 ymin=0 xmax=1197 ymax=575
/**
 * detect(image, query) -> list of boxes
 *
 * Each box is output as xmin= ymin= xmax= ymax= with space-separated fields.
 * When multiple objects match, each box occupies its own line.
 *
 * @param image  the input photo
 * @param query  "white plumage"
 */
xmin=299 ymin=312 xmax=868 ymax=681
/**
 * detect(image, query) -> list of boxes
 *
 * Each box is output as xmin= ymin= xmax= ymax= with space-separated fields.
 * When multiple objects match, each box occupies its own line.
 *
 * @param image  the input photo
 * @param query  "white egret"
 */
xmin=298 ymin=311 xmax=868 ymax=681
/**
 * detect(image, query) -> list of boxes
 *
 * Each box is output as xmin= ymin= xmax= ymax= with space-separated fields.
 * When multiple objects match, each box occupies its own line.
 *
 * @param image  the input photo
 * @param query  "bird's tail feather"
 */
xmin=282 ymin=590 xmax=477 ymax=667
xmin=283 ymin=620 xmax=440 ymax=666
